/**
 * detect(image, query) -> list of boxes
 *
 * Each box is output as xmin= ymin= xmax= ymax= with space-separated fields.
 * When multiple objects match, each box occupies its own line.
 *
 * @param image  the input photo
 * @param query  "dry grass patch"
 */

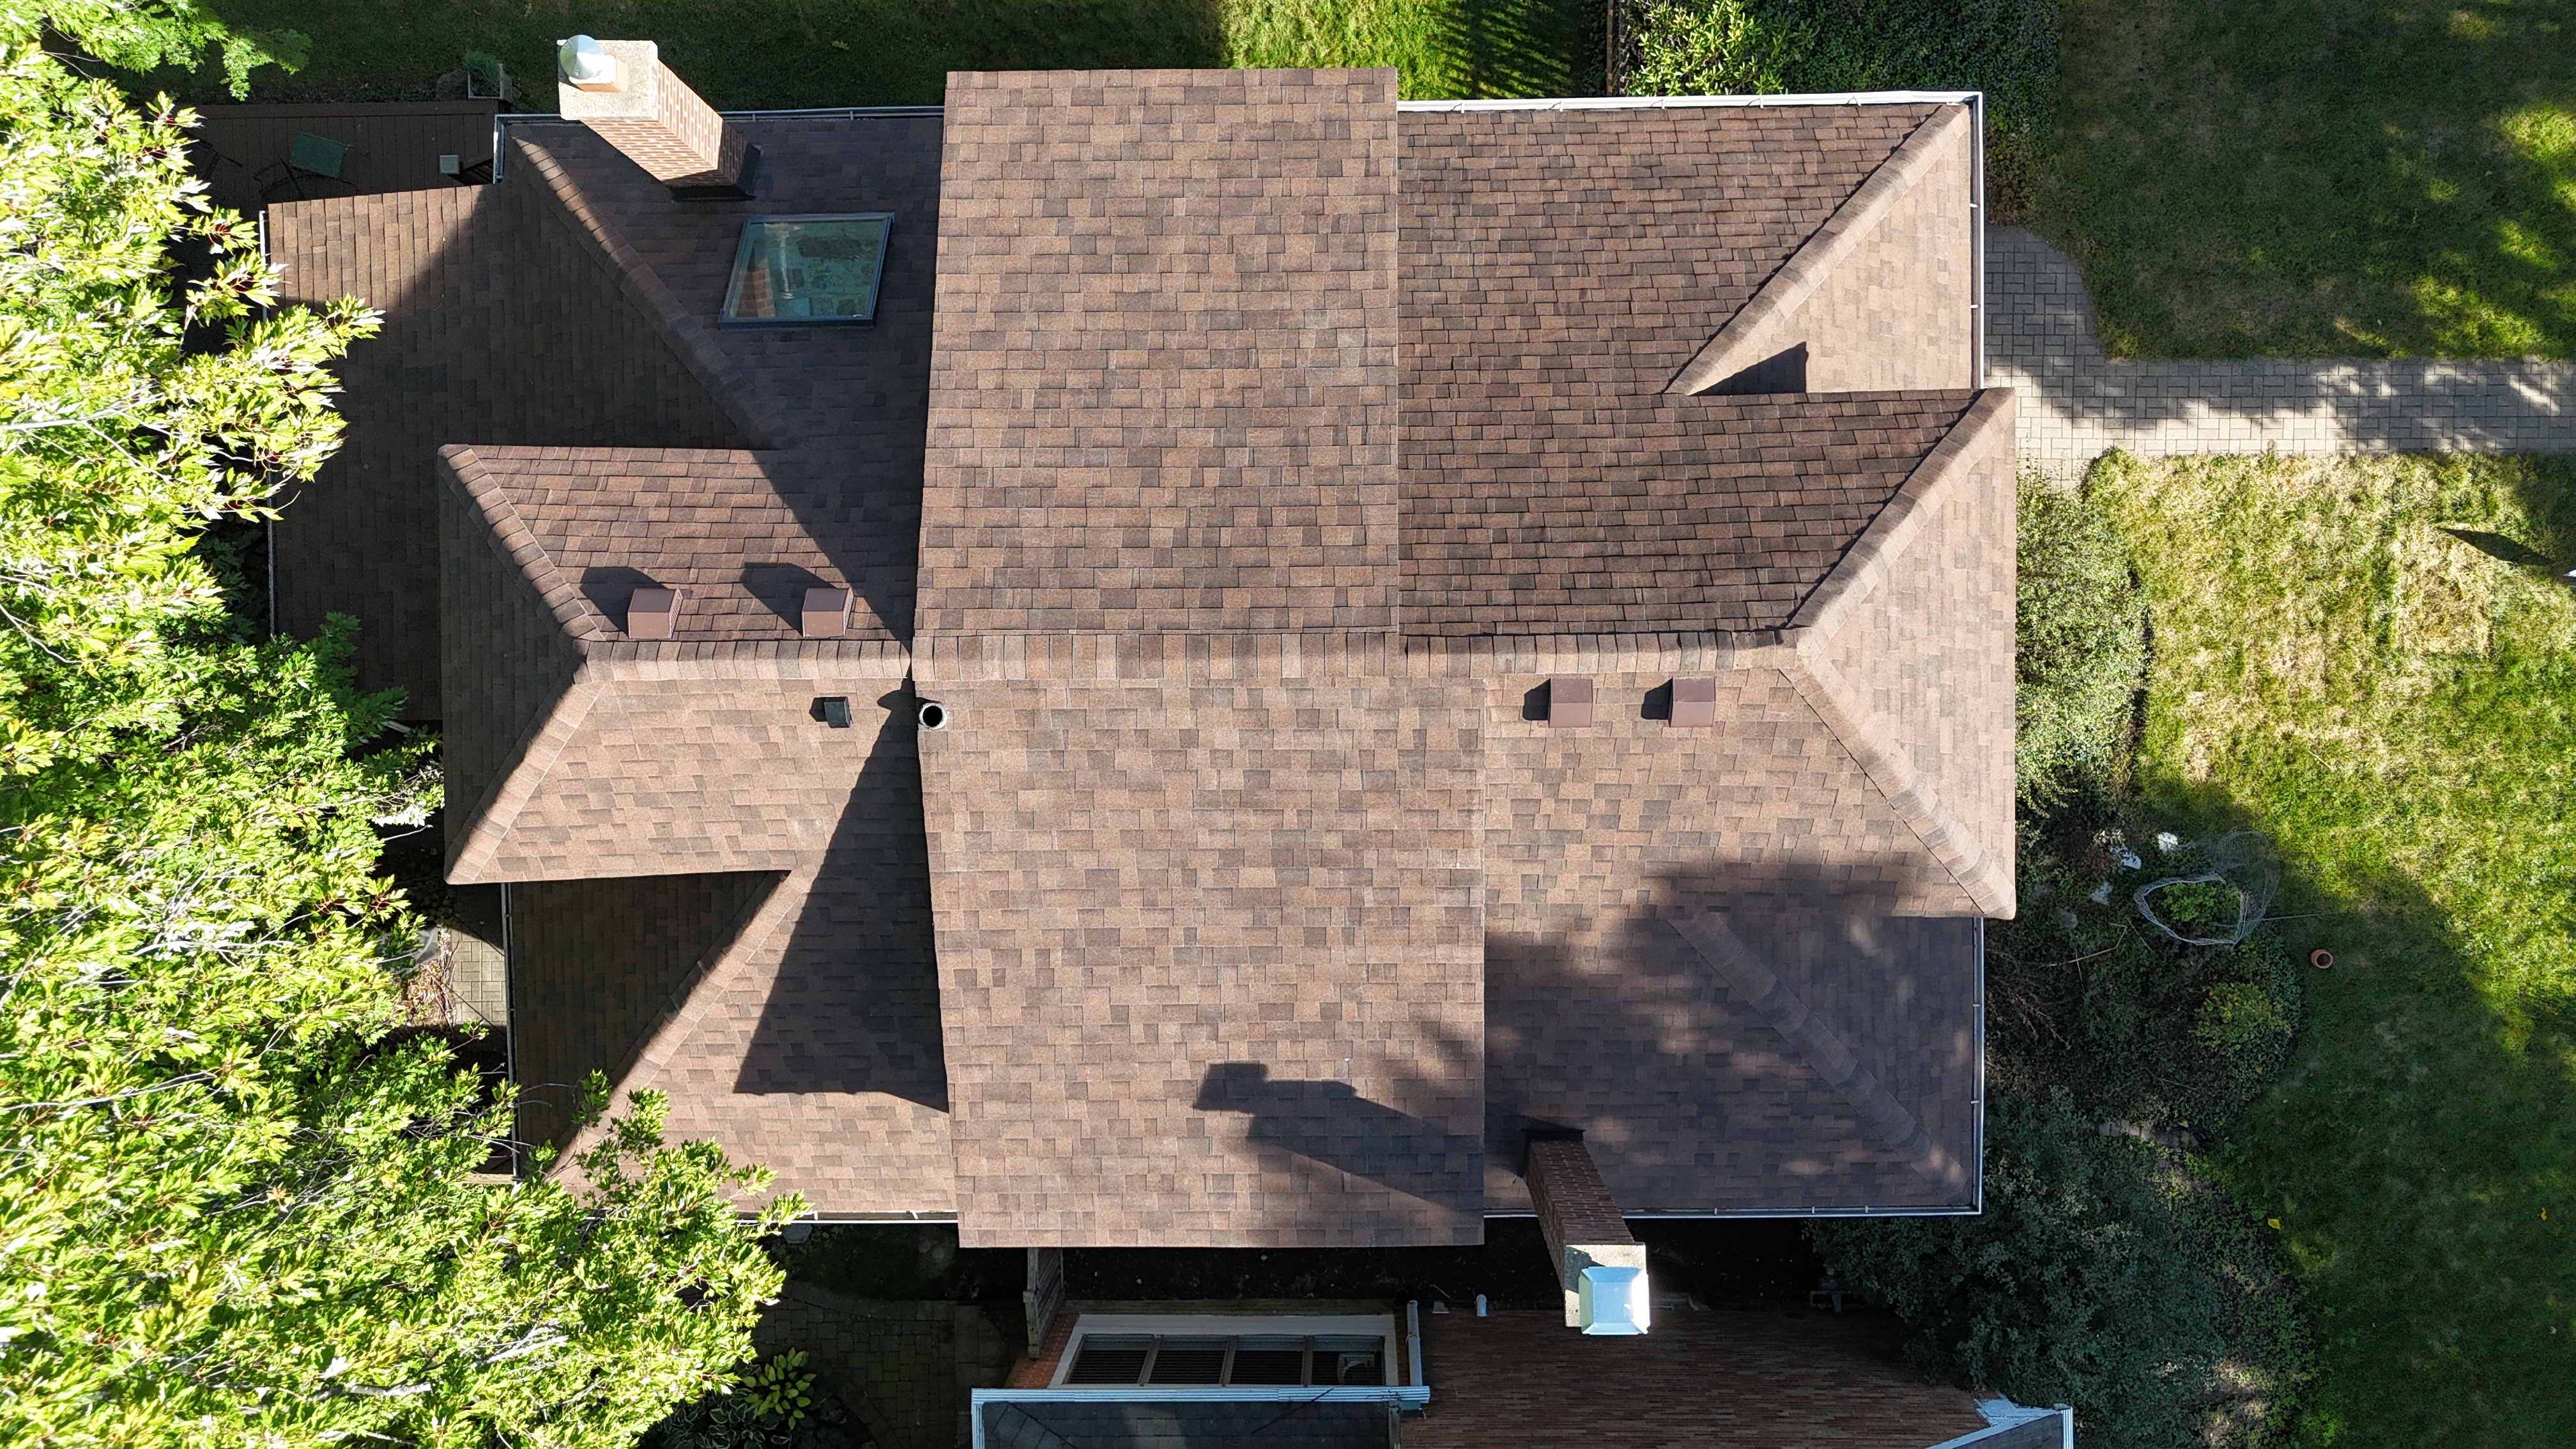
xmin=2090 ymin=450 xmax=2576 ymax=1445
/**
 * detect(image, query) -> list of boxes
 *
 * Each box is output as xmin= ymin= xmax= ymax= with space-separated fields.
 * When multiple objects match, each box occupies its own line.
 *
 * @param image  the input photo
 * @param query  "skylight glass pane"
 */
xmin=1065 ymin=1335 xmax=1152 ymax=1385
xmin=1226 ymin=1337 xmax=1306 ymax=1385
xmin=1144 ymin=1337 xmax=1227 ymax=1384
xmin=721 ymin=214 xmax=891 ymax=325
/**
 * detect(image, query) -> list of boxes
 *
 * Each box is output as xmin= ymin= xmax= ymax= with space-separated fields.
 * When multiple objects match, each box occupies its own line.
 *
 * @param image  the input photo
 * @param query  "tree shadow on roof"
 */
xmin=1483 ymin=856 xmax=1986 ymax=1215
xmin=1194 ymin=1061 xmax=1487 ymax=1216
xmin=733 ymin=685 xmax=946 ymax=1109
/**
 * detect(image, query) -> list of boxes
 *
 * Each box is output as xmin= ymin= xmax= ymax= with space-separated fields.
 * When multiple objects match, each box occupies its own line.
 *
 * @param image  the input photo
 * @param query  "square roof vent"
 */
xmin=1547 ymin=677 xmax=1593 ymax=729
xmin=1669 ymin=676 xmax=1717 ymax=728
xmin=801 ymin=586 xmax=851 ymax=638
xmin=626 ymin=586 xmax=678 ymax=639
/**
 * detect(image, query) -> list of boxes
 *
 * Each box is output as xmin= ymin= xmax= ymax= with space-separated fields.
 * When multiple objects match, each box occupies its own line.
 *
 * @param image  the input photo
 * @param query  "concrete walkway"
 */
xmin=1985 ymin=227 xmax=2576 ymax=475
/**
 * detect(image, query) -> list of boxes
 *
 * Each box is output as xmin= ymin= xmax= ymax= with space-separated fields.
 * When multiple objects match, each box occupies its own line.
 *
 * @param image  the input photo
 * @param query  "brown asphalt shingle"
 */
xmin=269 ymin=73 xmax=2012 ymax=1239
xmin=919 ymin=675 xmax=1487 ymax=1246
xmin=919 ymin=69 xmax=1401 ymax=639
xmin=1399 ymin=390 xmax=1977 ymax=636
xmin=1400 ymin=105 xmax=1934 ymax=405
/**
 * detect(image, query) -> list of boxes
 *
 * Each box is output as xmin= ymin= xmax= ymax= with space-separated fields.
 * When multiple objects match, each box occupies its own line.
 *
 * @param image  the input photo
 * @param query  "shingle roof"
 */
xmin=919 ymin=673 xmax=1489 ymax=1246
xmin=1406 ymin=1308 xmax=1989 ymax=1449
xmin=1399 ymin=104 xmax=1935 ymax=404
xmin=435 ymin=445 xmax=910 ymax=884
xmin=1399 ymin=390 xmax=1977 ymax=637
xmin=919 ymin=69 xmax=1402 ymax=639
xmin=263 ymin=71 xmax=2012 ymax=1239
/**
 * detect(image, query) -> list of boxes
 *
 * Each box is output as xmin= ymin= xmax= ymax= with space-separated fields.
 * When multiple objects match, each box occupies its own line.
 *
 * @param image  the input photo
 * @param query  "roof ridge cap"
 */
xmin=445 ymin=662 xmax=609 ymax=886
xmin=1658 ymin=903 xmax=1970 ymax=1195
xmin=512 ymin=136 xmax=793 ymax=450
xmin=1664 ymin=103 xmax=1972 ymax=397
xmin=550 ymin=861 xmax=815 ymax=1177
xmin=1778 ymin=641 xmax=2011 ymax=916
xmin=1786 ymin=388 xmax=2011 ymax=640
xmin=438 ymin=443 xmax=608 ymax=644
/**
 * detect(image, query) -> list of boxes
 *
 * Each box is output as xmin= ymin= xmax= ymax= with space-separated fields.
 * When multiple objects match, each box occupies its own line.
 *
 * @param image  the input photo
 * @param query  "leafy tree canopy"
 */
xmin=0 ymin=45 xmax=799 ymax=1448
xmin=0 ymin=1 xmax=307 ymax=97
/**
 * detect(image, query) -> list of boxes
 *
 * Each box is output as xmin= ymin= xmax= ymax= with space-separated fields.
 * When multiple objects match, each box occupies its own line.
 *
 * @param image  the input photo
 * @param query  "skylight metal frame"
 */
xmin=719 ymin=211 xmax=894 ymax=327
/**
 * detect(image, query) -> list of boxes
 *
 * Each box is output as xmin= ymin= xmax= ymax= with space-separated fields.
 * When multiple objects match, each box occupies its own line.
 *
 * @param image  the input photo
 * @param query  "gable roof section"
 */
xmin=268 ymin=188 xmax=505 ymax=719
xmin=528 ymin=784 xmax=955 ymax=1215
xmin=918 ymin=670 xmax=1487 ymax=1247
xmin=1667 ymin=102 xmax=1975 ymax=396
xmin=1398 ymin=103 xmax=1935 ymax=407
xmin=919 ymin=68 xmax=1402 ymax=640
xmin=1786 ymin=387 xmax=2016 ymax=915
xmin=437 ymin=444 xmax=908 ymax=884
xmin=1399 ymin=390 xmax=1977 ymax=638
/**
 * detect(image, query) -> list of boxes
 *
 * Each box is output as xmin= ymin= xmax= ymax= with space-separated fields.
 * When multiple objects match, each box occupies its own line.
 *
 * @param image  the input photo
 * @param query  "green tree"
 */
xmin=0 ymin=0 xmax=307 ymax=96
xmin=0 ymin=46 xmax=798 ymax=1448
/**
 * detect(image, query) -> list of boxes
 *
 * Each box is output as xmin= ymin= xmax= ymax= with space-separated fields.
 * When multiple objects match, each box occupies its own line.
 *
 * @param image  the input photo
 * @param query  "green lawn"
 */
xmin=2036 ymin=0 xmax=2576 ymax=359
xmin=2092 ymin=451 xmax=2576 ymax=1445
xmin=187 ymin=0 xmax=1594 ymax=107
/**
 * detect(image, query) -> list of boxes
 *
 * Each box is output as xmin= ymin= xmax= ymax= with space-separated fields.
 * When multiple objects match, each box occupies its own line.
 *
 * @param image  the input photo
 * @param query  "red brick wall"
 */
xmin=585 ymin=61 xmax=746 ymax=187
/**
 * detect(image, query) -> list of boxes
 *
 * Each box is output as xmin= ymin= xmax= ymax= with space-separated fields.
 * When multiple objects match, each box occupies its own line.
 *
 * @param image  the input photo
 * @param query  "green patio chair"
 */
xmin=257 ymin=131 xmax=357 ymax=202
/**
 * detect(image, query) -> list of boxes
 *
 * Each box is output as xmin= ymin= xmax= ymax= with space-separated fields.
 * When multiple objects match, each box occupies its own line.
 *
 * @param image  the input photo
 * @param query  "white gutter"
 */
xmin=1397 ymin=88 xmax=1979 ymax=112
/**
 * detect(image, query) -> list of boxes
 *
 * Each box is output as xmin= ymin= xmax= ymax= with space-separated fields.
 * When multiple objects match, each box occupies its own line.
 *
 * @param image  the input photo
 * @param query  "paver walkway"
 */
xmin=1985 ymin=227 xmax=2576 ymax=475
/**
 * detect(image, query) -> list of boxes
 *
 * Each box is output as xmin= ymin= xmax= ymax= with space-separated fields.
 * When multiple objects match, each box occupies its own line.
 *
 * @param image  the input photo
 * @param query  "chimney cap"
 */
xmin=1577 ymin=1266 xmax=1651 ymax=1336
xmin=557 ymin=35 xmax=619 ymax=88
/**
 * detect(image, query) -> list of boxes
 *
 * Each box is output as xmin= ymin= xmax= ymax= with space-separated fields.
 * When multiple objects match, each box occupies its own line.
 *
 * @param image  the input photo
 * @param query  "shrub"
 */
xmin=1810 ymin=1091 xmax=2221 ymax=1449
xmin=645 ymin=1353 xmax=859 ymax=1449
xmin=2147 ymin=879 xmax=2241 ymax=938
xmin=1621 ymin=0 xmax=2060 ymax=210
xmin=2184 ymin=933 xmax=2301 ymax=1117
xmin=2015 ymin=472 xmax=2149 ymax=810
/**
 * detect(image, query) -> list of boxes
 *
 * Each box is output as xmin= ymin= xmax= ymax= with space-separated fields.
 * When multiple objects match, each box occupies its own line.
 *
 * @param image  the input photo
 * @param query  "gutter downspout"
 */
xmin=1405 ymin=1300 xmax=1424 ymax=1399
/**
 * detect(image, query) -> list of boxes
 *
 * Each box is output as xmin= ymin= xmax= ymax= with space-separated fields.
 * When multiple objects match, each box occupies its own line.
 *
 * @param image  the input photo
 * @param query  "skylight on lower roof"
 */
xmin=721 ymin=213 xmax=891 ymax=325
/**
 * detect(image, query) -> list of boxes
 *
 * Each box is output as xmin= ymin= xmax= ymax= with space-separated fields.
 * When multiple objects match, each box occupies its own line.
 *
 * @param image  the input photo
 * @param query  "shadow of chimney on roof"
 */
xmin=1483 ymin=856 xmax=1983 ymax=1214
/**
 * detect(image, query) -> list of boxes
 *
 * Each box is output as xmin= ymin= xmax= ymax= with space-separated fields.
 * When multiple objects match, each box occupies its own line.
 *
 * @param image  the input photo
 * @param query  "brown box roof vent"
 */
xmin=1670 ymin=677 xmax=1717 ymax=728
xmin=1547 ymin=677 xmax=1593 ymax=729
xmin=801 ymin=586 xmax=851 ymax=638
xmin=626 ymin=586 xmax=679 ymax=640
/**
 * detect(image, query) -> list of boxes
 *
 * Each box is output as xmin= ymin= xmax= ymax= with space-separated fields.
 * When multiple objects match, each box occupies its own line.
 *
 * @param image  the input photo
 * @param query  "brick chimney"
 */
xmin=555 ymin=38 xmax=758 ymax=199
xmin=1525 ymin=1131 xmax=1651 ymax=1335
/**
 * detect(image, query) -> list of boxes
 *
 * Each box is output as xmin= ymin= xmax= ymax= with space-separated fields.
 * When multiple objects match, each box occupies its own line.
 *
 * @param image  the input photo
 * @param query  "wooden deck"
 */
xmin=189 ymin=100 xmax=502 ymax=216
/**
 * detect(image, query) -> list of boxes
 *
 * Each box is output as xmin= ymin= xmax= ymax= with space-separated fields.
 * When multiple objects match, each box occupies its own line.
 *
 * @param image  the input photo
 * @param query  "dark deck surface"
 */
xmin=192 ymin=101 xmax=499 ymax=215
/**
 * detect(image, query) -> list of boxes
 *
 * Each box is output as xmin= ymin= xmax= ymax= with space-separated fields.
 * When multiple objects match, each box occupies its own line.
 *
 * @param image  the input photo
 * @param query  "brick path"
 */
xmin=1986 ymin=227 xmax=2576 ymax=475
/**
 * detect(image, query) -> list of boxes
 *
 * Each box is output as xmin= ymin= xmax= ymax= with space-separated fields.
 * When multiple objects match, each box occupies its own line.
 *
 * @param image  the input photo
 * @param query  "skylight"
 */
xmin=721 ymin=213 xmax=891 ymax=325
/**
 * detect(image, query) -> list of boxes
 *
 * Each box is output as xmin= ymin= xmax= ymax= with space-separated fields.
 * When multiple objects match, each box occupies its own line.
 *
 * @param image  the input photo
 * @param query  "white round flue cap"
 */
xmin=558 ymin=35 xmax=613 ymax=83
